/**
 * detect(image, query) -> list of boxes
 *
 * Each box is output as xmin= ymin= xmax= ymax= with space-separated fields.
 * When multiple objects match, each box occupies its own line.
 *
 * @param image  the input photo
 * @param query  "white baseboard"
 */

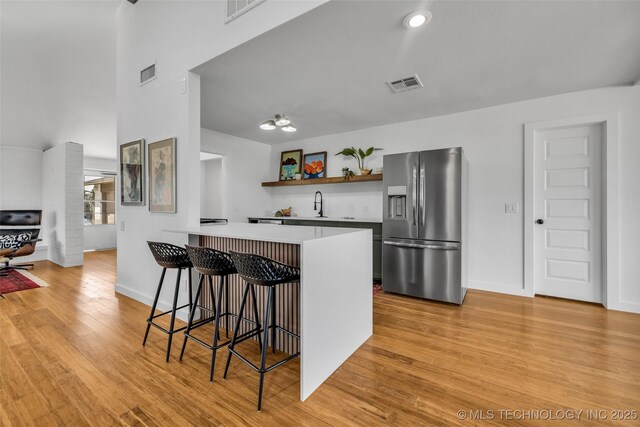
xmin=115 ymin=283 xmax=190 ymax=322
xmin=469 ymin=280 xmax=640 ymax=314
xmin=468 ymin=280 xmax=533 ymax=298
xmin=607 ymin=300 xmax=640 ymax=314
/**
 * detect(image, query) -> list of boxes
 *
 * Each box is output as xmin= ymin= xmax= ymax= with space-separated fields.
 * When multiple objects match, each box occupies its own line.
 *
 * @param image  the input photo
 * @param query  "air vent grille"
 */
xmin=387 ymin=75 xmax=423 ymax=93
xmin=226 ymin=0 xmax=265 ymax=23
xmin=140 ymin=63 xmax=156 ymax=86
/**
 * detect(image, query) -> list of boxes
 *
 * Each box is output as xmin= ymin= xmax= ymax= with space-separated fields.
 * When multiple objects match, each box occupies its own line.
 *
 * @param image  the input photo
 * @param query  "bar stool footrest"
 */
xmin=270 ymin=324 xmax=300 ymax=340
xmin=229 ymin=347 xmax=300 ymax=373
xmin=185 ymin=334 xmax=232 ymax=351
xmin=150 ymin=303 xmax=191 ymax=320
xmin=187 ymin=311 xmax=238 ymax=331
xmin=147 ymin=321 xmax=188 ymax=335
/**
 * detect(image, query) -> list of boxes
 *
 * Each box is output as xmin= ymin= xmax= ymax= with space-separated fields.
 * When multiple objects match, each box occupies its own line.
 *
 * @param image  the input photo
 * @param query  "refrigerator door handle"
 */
xmin=412 ymin=164 xmax=417 ymax=226
xmin=383 ymin=241 xmax=460 ymax=250
xmin=419 ymin=164 xmax=425 ymax=232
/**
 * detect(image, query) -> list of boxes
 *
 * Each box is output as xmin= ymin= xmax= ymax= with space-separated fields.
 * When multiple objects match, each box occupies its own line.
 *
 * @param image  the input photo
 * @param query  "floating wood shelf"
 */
xmin=262 ymin=173 xmax=383 ymax=187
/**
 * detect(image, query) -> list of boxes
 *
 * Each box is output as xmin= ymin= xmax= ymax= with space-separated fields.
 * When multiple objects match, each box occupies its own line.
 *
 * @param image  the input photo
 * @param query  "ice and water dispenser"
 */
xmin=387 ymin=185 xmax=407 ymax=220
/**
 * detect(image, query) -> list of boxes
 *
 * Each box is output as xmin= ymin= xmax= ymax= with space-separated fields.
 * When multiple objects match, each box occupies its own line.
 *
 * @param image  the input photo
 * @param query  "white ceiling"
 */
xmin=0 ymin=0 xmax=119 ymax=158
xmin=195 ymin=0 xmax=640 ymax=145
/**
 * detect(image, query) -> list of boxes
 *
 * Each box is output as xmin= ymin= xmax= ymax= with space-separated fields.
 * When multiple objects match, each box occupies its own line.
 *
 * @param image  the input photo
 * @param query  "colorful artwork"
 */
xmin=303 ymin=152 xmax=327 ymax=179
xmin=279 ymin=149 xmax=303 ymax=181
xmin=120 ymin=139 xmax=144 ymax=205
xmin=148 ymin=138 xmax=176 ymax=213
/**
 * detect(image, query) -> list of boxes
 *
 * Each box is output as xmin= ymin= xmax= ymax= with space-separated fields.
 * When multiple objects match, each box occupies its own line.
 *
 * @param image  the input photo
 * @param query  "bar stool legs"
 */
xmin=223 ymin=281 xmax=297 ymax=412
xmin=257 ymin=286 xmax=274 ymax=410
xmin=143 ymin=267 xmax=167 ymax=347
xmin=223 ymin=283 xmax=250 ymax=379
xmin=142 ymin=266 xmax=193 ymax=362
xmin=222 ymin=283 xmax=264 ymax=380
xmin=180 ymin=273 xmax=250 ymax=381
xmin=144 ymin=241 xmax=194 ymax=362
xmin=209 ymin=274 xmax=225 ymax=381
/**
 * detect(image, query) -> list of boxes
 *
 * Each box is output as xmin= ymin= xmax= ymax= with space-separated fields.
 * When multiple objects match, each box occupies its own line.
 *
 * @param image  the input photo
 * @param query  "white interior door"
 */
xmin=534 ymin=124 xmax=602 ymax=303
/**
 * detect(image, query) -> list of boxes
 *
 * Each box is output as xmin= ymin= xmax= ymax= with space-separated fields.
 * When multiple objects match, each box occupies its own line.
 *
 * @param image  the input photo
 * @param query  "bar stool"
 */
xmin=143 ymin=241 xmax=193 ymax=362
xmin=180 ymin=245 xmax=246 ymax=381
xmin=224 ymin=251 xmax=301 ymax=411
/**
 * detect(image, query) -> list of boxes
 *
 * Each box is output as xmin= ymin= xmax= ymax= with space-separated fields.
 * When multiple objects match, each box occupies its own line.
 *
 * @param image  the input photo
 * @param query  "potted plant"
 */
xmin=341 ymin=167 xmax=355 ymax=181
xmin=335 ymin=146 xmax=382 ymax=175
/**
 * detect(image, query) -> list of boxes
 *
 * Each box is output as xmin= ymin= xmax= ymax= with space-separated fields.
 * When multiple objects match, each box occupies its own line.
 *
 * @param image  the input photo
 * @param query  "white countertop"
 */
xmin=248 ymin=216 xmax=382 ymax=223
xmin=166 ymin=222 xmax=369 ymax=244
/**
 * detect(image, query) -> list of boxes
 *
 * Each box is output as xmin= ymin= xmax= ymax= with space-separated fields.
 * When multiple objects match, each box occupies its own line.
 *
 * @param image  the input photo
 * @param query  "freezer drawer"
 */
xmin=382 ymin=238 xmax=465 ymax=304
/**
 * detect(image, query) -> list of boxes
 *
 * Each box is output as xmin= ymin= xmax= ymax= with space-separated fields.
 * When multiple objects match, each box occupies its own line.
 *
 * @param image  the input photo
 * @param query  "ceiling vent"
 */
xmin=140 ymin=63 xmax=156 ymax=86
xmin=226 ymin=0 xmax=265 ymax=23
xmin=387 ymin=75 xmax=423 ymax=93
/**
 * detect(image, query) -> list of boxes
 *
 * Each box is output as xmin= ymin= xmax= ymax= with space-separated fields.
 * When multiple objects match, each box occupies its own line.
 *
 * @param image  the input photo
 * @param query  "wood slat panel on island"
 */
xmin=262 ymin=174 xmax=382 ymax=187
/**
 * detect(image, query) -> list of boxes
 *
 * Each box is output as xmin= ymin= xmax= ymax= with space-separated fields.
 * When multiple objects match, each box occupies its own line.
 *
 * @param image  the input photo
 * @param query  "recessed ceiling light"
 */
xmin=281 ymin=123 xmax=297 ymax=132
xmin=260 ymin=120 xmax=276 ymax=130
xmin=403 ymin=10 xmax=432 ymax=29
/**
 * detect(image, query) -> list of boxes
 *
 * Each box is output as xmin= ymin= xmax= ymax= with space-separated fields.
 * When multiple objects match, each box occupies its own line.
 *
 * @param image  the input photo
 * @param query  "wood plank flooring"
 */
xmin=1 ymin=250 xmax=639 ymax=426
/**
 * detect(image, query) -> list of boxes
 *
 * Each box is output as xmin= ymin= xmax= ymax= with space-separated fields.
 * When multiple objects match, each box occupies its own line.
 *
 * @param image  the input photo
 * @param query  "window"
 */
xmin=84 ymin=175 xmax=116 ymax=225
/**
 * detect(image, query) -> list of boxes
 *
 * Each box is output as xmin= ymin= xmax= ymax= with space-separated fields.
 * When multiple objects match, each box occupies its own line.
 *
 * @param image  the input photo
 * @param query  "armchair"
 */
xmin=0 ymin=210 xmax=43 ymax=276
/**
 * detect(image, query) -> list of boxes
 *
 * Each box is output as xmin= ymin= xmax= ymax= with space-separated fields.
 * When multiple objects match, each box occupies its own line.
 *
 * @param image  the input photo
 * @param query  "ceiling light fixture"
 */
xmin=260 ymin=120 xmax=276 ymax=130
xmin=259 ymin=114 xmax=297 ymax=133
xmin=403 ymin=10 xmax=432 ymax=29
xmin=274 ymin=114 xmax=291 ymax=126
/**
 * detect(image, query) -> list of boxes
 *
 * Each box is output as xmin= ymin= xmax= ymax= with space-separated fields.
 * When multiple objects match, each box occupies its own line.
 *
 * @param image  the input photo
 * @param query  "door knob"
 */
xmin=536 ymin=219 xmax=544 ymax=225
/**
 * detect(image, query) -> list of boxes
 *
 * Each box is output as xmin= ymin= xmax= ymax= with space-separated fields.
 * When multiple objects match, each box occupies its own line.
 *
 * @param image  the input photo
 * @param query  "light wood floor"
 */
xmin=1 ymin=250 xmax=639 ymax=426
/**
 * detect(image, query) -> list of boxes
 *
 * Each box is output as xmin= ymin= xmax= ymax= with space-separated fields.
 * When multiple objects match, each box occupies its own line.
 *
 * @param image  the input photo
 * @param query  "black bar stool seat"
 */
xmin=143 ymin=241 xmax=193 ymax=362
xmin=224 ymin=251 xmax=301 ymax=411
xmin=181 ymin=245 xmax=259 ymax=381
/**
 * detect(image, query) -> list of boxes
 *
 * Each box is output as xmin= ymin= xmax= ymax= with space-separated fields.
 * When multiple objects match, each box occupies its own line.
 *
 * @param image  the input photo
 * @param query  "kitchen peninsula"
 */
xmin=167 ymin=223 xmax=372 ymax=400
xmin=248 ymin=217 xmax=382 ymax=280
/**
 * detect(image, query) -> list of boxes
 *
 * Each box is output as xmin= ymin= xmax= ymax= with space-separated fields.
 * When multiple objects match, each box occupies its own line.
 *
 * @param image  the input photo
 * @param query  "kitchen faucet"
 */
xmin=314 ymin=191 xmax=325 ymax=218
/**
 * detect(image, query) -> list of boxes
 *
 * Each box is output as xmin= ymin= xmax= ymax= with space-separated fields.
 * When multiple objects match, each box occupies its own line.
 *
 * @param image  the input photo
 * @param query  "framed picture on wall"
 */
xmin=279 ymin=149 xmax=303 ymax=181
xmin=303 ymin=151 xmax=327 ymax=179
xmin=120 ymin=139 xmax=145 ymax=206
xmin=148 ymin=137 xmax=177 ymax=213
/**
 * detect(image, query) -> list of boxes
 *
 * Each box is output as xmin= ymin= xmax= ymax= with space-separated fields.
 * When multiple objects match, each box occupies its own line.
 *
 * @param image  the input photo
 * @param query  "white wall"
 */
xmin=201 ymin=129 xmax=271 ymax=221
xmin=200 ymin=157 xmax=225 ymax=219
xmin=269 ymin=86 xmax=640 ymax=312
xmin=0 ymin=146 xmax=48 ymax=261
xmin=42 ymin=143 xmax=84 ymax=267
xmin=115 ymin=0 xmax=326 ymax=314
xmin=0 ymin=147 xmax=44 ymax=212
xmin=84 ymin=226 xmax=117 ymax=251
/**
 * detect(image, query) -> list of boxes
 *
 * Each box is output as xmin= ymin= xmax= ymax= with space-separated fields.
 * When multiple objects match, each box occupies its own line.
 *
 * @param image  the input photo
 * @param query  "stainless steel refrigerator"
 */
xmin=382 ymin=147 xmax=468 ymax=304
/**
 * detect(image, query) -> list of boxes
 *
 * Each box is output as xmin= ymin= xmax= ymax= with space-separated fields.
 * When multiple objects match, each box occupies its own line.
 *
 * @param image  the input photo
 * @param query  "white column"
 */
xmin=42 ymin=142 xmax=84 ymax=267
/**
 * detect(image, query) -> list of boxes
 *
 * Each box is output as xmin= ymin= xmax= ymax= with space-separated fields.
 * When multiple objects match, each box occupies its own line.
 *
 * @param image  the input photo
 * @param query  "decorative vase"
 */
xmin=360 ymin=168 xmax=372 ymax=175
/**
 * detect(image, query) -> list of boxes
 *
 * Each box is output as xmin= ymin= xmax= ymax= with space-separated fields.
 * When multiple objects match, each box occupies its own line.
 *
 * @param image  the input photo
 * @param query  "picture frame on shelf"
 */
xmin=303 ymin=151 xmax=327 ymax=179
xmin=148 ymin=137 xmax=177 ymax=213
xmin=120 ymin=139 xmax=145 ymax=206
xmin=279 ymin=149 xmax=303 ymax=181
